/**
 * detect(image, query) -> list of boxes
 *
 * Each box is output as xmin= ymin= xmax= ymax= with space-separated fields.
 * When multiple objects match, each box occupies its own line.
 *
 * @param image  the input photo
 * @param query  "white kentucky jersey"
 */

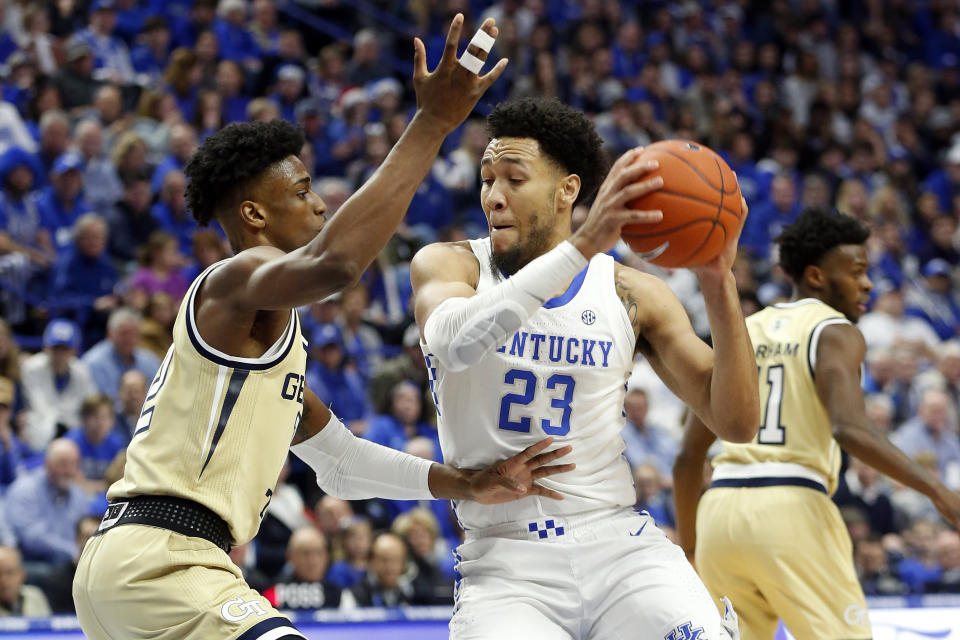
xmin=424 ymin=238 xmax=637 ymax=530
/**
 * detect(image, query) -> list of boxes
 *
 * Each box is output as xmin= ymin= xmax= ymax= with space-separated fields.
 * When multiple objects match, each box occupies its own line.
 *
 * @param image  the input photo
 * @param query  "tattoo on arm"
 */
xmin=615 ymin=267 xmax=649 ymax=354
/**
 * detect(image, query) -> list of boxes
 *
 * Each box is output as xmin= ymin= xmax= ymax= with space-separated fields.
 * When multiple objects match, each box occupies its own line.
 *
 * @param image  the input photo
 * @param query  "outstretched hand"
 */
xmin=465 ymin=438 xmax=575 ymax=504
xmin=412 ymin=14 xmax=509 ymax=134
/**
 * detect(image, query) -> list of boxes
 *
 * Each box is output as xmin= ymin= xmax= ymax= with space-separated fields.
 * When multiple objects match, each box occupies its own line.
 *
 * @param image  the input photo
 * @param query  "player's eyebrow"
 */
xmin=480 ymin=156 xmax=529 ymax=168
xmin=292 ymin=176 xmax=311 ymax=188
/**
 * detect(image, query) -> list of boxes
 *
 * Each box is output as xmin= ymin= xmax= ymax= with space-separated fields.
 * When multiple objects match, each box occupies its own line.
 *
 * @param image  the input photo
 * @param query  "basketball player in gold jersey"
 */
xmin=674 ymin=208 xmax=960 ymax=640
xmin=72 ymin=17 xmax=581 ymax=640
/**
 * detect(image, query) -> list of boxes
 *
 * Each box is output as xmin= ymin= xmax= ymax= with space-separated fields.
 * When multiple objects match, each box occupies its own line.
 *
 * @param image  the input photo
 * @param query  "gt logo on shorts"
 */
xmin=665 ymin=622 xmax=704 ymax=640
xmin=220 ymin=597 xmax=268 ymax=622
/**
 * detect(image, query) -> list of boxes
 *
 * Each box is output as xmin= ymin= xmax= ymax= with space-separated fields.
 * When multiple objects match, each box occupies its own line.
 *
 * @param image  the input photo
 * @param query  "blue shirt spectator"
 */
xmin=151 ymin=171 xmax=195 ymax=255
xmin=364 ymin=381 xmax=441 ymax=460
xmin=212 ymin=5 xmax=260 ymax=63
xmin=306 ymin=324 xmax=372 ymax=423
xmin=76 ymin=2 xmax=136 ymax=84
xmin=130 ymin=17 xmax=173 ymax=85
xmin=4 ymin=439 xmax=92 ymax=564
xmin=904 ymin=260 xmax=960 ymax=341
xmin=620 ymin=389 xmax=679 ymax=478
xmin=35 ymin=152 xmax=95 ymax=251
xmin=50 ymin=214 xmax=118 ymax=305
xmin=82 ymin=308 xmax=160 ymax=398
xmin=65 ymin=395 xmax=126 ymax=483
xmin=891 ymin=389 xmax=960 ymax=482
xmin=0 ymin=377 xmax=30 ymax=491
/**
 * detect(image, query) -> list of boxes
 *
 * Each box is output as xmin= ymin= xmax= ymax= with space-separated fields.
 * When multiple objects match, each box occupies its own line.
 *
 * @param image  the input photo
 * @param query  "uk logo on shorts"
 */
xmin=220 ymin=597 xmax=268 ymax=622
xmin=665 ymin=622 xmax=704 ymax=640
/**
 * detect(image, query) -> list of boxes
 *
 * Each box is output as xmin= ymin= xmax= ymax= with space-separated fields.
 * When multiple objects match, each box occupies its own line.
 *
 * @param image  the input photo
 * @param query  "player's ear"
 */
xmin=803 ymin=263 xmax=824 ymax=289
xmin=239 ymin=200 xmax=266 ymax=230
xmin=557 ymin=174 xmax=581 ymax=208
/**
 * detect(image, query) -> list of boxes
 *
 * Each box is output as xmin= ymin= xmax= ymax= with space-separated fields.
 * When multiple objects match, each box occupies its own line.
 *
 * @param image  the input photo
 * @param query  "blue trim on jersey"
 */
xmin=199 ymin=368 xmax=250 ymax=479
xmin=497 ymin=264 xmax=589 ymax=309
xmin=710 ymin=477 xmax=827 ymax=494
xmin=236 ymin=616 xmax=300 ymax=639
xmin=543 ymin=265 xmax=588 ymax=309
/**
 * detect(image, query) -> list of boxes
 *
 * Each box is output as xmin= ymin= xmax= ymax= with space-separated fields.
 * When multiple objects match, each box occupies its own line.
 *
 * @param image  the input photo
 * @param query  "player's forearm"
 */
xmin=834 ymin=422 xmax=946 ymax=500
xmin=672 ymin=451 xmax=705 ymax=560
xmin=699 ymin=271 xmax=760 ymax=440
xmin=300 ymin=111 xmax=448 ymax=282
xmin=427 ymin=463 xmax=477 ymax=500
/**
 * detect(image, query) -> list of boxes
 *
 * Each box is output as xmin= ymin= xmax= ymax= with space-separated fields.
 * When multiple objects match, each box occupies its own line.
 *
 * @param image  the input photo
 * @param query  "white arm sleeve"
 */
xmin=423 ymin=240 xmax=588 ymax=371
xmin=290 ymin=413 xmax=435 ymax=500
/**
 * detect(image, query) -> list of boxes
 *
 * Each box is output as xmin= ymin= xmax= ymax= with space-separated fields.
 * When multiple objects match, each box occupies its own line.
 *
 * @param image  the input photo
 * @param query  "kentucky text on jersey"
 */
xmin=495 ymin=330 xmax=614 ymax=367
xmin=754 ymin=342 xmax=800 ymax=359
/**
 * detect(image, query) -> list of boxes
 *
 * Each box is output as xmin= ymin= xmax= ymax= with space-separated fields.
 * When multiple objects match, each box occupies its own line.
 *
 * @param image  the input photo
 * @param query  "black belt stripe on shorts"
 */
xmin=94 ymin=495 xmax=232 ymax=552
xmin=710 ymin=476 xmax=828 ymax=494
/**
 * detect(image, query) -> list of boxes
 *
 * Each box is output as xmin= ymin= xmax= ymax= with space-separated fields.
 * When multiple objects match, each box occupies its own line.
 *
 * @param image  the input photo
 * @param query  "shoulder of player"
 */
xmin=816 ymin=321 xmax=865 ymax=364
xmin=612 ymin=261 xmax=675 ymax=306
xmin=410 ymin=241 xmax=479 ymax=288
xmin=198 ymin=245 xmax=285 ymax=309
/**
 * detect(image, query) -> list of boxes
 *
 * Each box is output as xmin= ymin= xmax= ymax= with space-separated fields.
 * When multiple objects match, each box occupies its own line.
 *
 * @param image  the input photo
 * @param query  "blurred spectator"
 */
xmin=257 ymin=460 xmax=312 ymax=581
xmin=35 ymin=151 xmax=95 ymax=252
xmin=917 ymin=341 xmax=960 ymax=411
xmin=41 ymin=515 xmax=99 ymax=614
xmin=129 ymin=90 xmax=180 ymax=157
xmin=314 ymin=495 xmax=353 ymax=538
xmin=0 ymin=546 xmax=51 ymax=616
xmin=73 ymin=119 xmax=123 ymax=211
xmin=52 ymin=38 xmax=99 ymax=110
xmin=139 ymin=292 xmax=175 ymax=359
xmin=21 ymin=319 xmax=96 ymax=451
xmin=857 ymin=285 xmax=940 ymax=358
xmin=338 ymin=284 xmax=382 ymax=381
xmin=620 ymin=388 xmax=678 ymax=478
xmin=151 ymin=123 xmax=196 ymax=194
xmin=350 ymin=532 xmax=418 ymax=607
xmin=162 ymin=48 xmax=201 ymax=123
xmin=327 ymin=517 xmax=372 ymax=590
xmin=76 ymin=0 xmax=135 ymax=85
xmin=49 ymin=214 xmax=119 ymax=339
xmin=4 ymin=438 xmax=90 ymax=565
xmin=82 ymin=307 xmax=160 ymax=397
xmin=108 ymin=131 xmax=150 ymax=188
xmin=182 ymin=228 xmax=228 ymax=283
xmin=212 ymin=0 xmax=259 ymax=66
xmin=346 ymin=29 xmax=391 ymax=86
xmin=891 ymin=389 xmax=960 ymax=486
xmin=855 ymin=535 xmax=908 ymax=595
xmin=921 ymin=143 xmax=960 ymax=214
xmin=0 ymin=377 xmax=30 ymax=491
xmin=898 ymin=520 xmax=945 ymax=593
xmin=0 ymin=145 xmax=52 ymax=271
xmin=835 ymin=458 xmax=897 ymax=535
xmin=130 ymin=16 xmax=171 ymax=87
xmin=104 ymin=169 xmax=159 ymax=264
xmin=928 ymin=531 xmax=960 ymax=593
xmin=739 ymin=174 xmax=801 ymax=259
xmin=903 ymin=259 xmax=960 ymax=341
xmin=634 ymin=463 xmax=674 ymax=528
xmin=215 ymin=59 xmax=250 ymax=124
xmin=271 ymin=64 xmax=306 ymax=124
xmin=307 ymin=323 xmax=371 ymax=429
xmin=65 ymin=394 xmax=125 ymax=492
xmin=369 ymin=324 xmax=431 ymax=421
xmin=113 ymin=369 xmax=146 ymax=440
xmin=392 ymin=508 xmax=454 ymax=603
xmin=150 ymin=169 xmax=191 ymax=254
xmin=263 ymin=527 xmax=353 ymax=610
xmin=365 ymin=381 xmax=439 ymax=459
xmin=128 ymin=230 xmax=189 ymax=303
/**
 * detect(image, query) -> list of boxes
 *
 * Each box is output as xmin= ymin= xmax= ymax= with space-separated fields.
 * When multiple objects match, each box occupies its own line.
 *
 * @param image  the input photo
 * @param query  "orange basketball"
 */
xmin=622 ymin=140 xmax=744 ymax=268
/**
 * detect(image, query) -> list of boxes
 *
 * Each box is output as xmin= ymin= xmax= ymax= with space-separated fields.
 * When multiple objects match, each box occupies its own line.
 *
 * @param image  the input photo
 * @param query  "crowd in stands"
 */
xmin=4 ymin=0 xmax=960 ymax=617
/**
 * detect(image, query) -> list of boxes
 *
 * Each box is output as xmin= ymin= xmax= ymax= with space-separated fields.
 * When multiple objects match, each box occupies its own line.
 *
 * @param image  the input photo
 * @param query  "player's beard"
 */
xmin=489 ymin=209 xmax=555 ymax=278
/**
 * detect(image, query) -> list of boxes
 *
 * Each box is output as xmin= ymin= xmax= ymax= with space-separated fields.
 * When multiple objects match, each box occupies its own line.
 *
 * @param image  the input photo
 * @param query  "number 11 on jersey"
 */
xmin=757 ymin=365 xmax=786 ymax=445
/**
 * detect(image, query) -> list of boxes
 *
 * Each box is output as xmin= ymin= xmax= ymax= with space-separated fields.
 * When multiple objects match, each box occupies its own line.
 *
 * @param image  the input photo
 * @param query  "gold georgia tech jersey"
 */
xmin=107 ymin=259 xmax=308 ymax=545
xmin=712 ymin=298 xmax=852 ymax=495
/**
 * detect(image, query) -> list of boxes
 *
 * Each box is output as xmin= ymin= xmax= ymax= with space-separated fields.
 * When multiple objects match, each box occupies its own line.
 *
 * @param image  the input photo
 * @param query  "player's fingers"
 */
xmin=610 ymin=160 xmax=659 ymax=194
xmin=621 ymin=208 xmax=663 ymax=225
xmin=439 ymin=13 xmax=465 ymax=66
xmin=516 ymin=436 xmax=554 ymax=462
xmin=526 ymin=444 xmax=572 ymax=468
xmin=611 ymin=147 xmax=644 ymax=173
xmin=479 ymin=57 xmax=509 ymax=89
xmin=613 ymin=175 xmax=663 ymax=206
xmin=463 ymin=19 xmax=497 ymax=63
xmin=528 ymin=484 xmax=565 ymax=500
xmin=531 ymin=463 xmax=576 ymax=480
xmin=739 ymin=195 xmax=749 ymax=218
xmin=413 ymin=37 xmax=428 ymax=80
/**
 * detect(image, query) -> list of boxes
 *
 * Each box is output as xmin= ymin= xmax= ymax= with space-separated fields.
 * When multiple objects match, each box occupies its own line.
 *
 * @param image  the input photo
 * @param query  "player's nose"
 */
xmin=484 ymin=181 xmax=507 ymax=211
xmin=313 ymin=192 xmax=327 ymax=216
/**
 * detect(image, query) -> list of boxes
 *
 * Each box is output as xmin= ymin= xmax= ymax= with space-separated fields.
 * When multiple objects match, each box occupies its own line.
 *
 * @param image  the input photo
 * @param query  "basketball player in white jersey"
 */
xmin=410 ymin=98 xmax=760 ymax=639
xmin=73 ymin=18 xmax=580 ymax=640
xmin=674 ymin=208 xmax=960 ymax=639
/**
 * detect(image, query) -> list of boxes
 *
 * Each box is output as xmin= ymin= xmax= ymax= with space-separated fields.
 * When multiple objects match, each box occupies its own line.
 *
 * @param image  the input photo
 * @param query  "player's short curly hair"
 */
xmin=486 ymin=98 xmax=607 ymax=206
xmin=776 ymin=207 xmax=870 ymax=283
xmin=185 ymin=120 xmax=305 ymax=226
